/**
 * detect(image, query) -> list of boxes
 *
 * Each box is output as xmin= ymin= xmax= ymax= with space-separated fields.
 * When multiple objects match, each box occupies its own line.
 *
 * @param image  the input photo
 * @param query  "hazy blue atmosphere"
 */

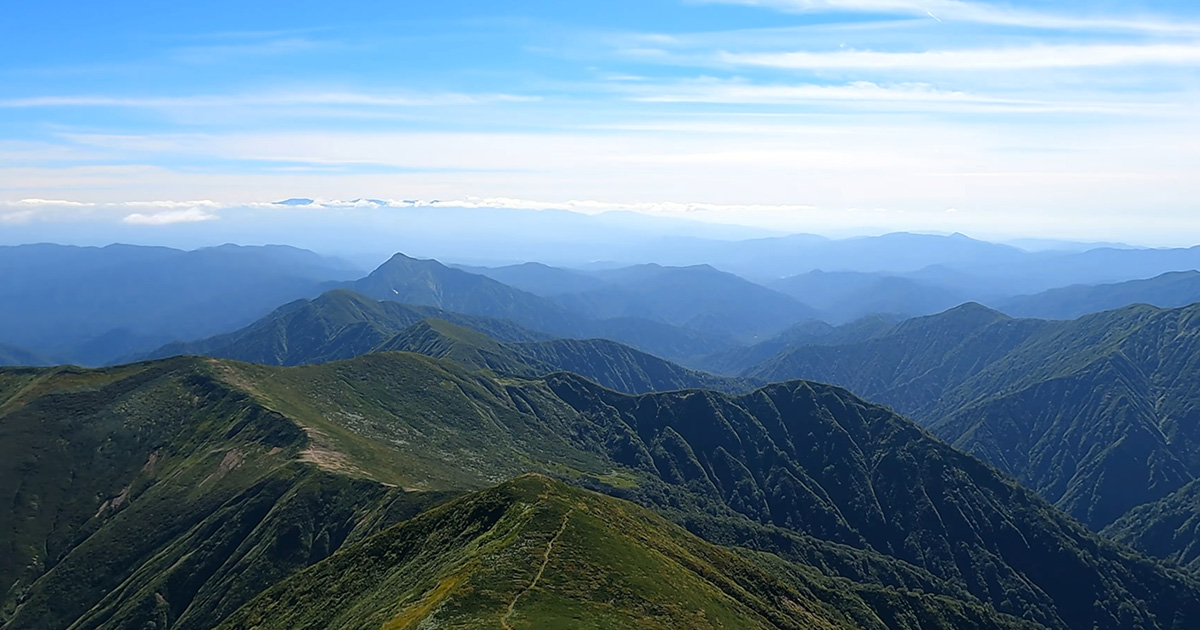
xmin=9 ymin=4 xmax=1200 ymax=630
xmin=4 ymin=0 xmax=1200 ymax=253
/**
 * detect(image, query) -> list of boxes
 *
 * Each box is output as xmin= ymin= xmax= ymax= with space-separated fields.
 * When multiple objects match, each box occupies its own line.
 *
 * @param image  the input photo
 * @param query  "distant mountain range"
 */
xmin=6 ymin=239 xmax=1200 ymax=370
xmin=741 ymin=302 xmax=1200 ymax=536
xmin=0 ymin=243 xmax=361 ymax=365
xmin=153 ymin=289 xmax=751 ymax=395
xmin=769 ymin=271 xmax=969 ymax=323
xmin=6 ymin=353 xmax=1200 ymax=629
xmin=996 ymin=270 xmax=1200 ymax=320
xmin=14 ymin=236 xmax=1200 ymax=628
xmin=0 ymin=342 xmax=46 ymax=367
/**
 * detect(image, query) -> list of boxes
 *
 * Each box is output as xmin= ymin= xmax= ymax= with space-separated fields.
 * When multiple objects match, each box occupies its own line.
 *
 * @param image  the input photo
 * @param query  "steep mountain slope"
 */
xmin=151 ymin=289 xmax=550 ymax=366
xmin=352 ymin=254 xmax=743 ymax=362
xmin=7 ymin=354 xmax=1198 ymax=629
xmin=0 ymin=244 xmax=359 ymax=365
xmin=154 ymin=293 xmax=747 ymax=395
xmin=374 ymin=318 xmax=540 ymax=376
xmin=0 ymin=359 xmax=453 ymax=630
xmin=745 ymin=303 xmax=1200 ymax=532
xmin=220 ymin=353 xmax=1200 ymax=630
xmin=512 ymin=336 xmax=754 ymax=394
xmin=1104 ymin=479 xmax=1200 ymax=573
xmin=553 ymin=264 xmax=818 ymax=340
xmin=218 ymin=475 xmax=865 ymax=630
xmin=352 ymin=253 xmax=577 ymax=333
xmin=997 ymin=270 xmax=1200 ymax=320
xmin=378 ymin=318 xmax=755 ymax=394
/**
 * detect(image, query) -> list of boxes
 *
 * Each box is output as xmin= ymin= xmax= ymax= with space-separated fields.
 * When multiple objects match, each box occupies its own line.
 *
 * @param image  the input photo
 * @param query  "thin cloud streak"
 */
xmin=626 ymin=79 xmax=1170 ymax=114
xmin=702 ymin=0 xmax=1200 ymax=34
xmin=720 ymin=43 xmax=1200 ymax=70
xmin=0 ymin=92 xmax=538 ymax=109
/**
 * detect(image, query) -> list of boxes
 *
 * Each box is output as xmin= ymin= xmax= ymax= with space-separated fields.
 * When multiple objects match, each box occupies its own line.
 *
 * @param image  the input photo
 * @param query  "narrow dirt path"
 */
xmin=500 ymin=508 xmax=574 ymax=630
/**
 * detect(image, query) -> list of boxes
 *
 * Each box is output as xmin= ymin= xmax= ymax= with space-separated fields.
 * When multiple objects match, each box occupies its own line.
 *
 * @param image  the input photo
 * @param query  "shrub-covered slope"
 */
xmin=5 ymin=353 xmax=1200 ymax=630
xmin=746 ymin=302 xmax=1200 ymax=532
xmin=222 ymin=352 xmax=1200 ymax=630
xmin=0 ymin=359 xmax=452 ymax=630
xmin=218 ymin=475 xmax=864 ymax=630
xmin=150 ymin=289 xmax=549 ymax=366
xmin=1104 ymin=479 xmax=1200 ymax=573
xmin=155 ymin=292 xmax=751 ymax=395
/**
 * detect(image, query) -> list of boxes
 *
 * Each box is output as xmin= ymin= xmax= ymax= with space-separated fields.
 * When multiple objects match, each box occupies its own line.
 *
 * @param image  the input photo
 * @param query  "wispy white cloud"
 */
xmin=269 ymin=196 xmax=817 ymax=215
xmin=122 ymin=199 xmax=224 ymax=209
xmin=701 ymin=0 xmax=1200 ymax=34
xmin=720 ymin=43 xmax=1200 ymax=70
xmin=625 ymin=79 xmax=1161 ymax=113
xmin=0 ymin=91 xmax=537 ymax=109
xmin=11 ymin=198 xmax=96 ymax=207
xmin=122 ymin=208 xmax=220 ymax=225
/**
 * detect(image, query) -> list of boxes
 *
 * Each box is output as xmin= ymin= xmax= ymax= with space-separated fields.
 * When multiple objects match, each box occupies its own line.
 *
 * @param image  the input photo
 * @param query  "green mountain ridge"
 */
xmin=745 ymin=302 xmax=1200 ymax=534
xmin=1104 ymin=478 xmax=1200 ymax=573
xmin=379 ymin=317 xmax=754 ymax=394
xmin=150 ymin=289 xmax=550 ymax=366
xmin=5 ymin=353 xmax=1199 ymax=629
xmin=153 ymin=290 xmax=751 ymax=395
xmin=996 ymin=270 xmax=1200 ymax=320
xmin=217 ymin=474 xmax=865 ymax=630
xmin=352 ymin=253 xmax=579 ymax=334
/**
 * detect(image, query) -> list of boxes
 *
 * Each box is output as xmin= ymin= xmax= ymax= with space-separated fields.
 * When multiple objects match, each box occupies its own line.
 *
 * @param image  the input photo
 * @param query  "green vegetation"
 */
xmin=0 ymin=359 xmax=452 ymax=630
xmin=1104 ymin=479 xmax=1200 ymax=573
xmin=154 ymin=290 xmax=752 ymax=395
xmin=152 ymin=289 xmax=548 ymax=367
xmin=219 ymin=475 xmax=861 ymax=630
xmin=6 ymin=352 xmax=1200 ymax=629
xmin=745 ymin=302 xmax=1200 ymax=535
xmin=352 ymin=252 xmax=578 ymax=333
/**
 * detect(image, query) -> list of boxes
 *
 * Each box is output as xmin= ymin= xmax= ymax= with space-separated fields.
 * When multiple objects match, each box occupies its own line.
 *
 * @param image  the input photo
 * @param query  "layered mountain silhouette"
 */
xmin=151 ymin=289 xmax=549 ymax=366
xmin=997 ymin=270 xmax=1200 ymax=320
xmin=151 ymin=290 xmax=750 ymax=395
xmin=0 ymin=244 xmax=360 ymax=365
xmin=348 ymin=254 xmax=744 ymax=361
xmin=0 ymin=343 xmax=45 ymax=367
xmin=1104 ymin=478 xmax=1200 ymax=573
xmin=745 ymin=302 xmax=1200 ymax=534
xmin=769 ymin=271 xmax=970 ymax=323
xmin=551 ymin=263 xmax=818 ymax=340
xmin=5 ymin=353 xmax=1200 ymax=629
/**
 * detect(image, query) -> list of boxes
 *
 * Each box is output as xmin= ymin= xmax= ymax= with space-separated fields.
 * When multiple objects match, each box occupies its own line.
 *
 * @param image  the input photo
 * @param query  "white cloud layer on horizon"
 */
xmin=3 ymin=0 xmax=1199 ymax=246
xmin=121 ymin=207 xmax=221 ymax=225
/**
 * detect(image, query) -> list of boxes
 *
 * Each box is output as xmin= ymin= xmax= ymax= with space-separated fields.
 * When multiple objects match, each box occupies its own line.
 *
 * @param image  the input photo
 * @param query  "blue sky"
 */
xmin=2 ymin=0 xmax=1200 ymax=244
